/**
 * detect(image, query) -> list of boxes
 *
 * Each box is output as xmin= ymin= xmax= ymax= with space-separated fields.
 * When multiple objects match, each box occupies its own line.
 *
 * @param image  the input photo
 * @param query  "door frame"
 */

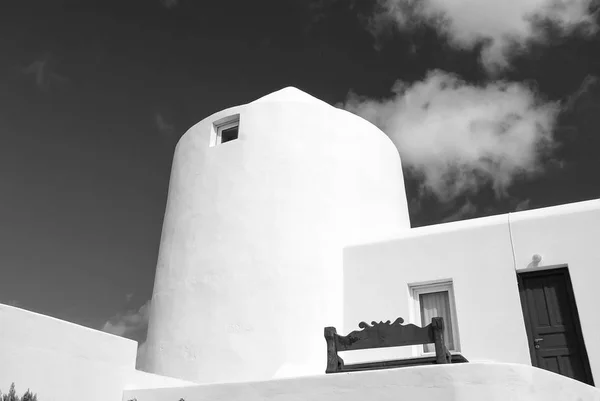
xmin=517 ymin=266 xmax=594 ymax=386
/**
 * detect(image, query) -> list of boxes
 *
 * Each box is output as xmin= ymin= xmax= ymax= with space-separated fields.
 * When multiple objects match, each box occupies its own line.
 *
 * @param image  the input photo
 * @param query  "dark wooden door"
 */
xmin=518 ymin=268 xmax=594 ymax=385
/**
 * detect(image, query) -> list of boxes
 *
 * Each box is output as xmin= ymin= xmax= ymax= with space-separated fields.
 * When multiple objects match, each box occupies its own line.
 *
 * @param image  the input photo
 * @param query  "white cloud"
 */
xmin=440 ymin=200 xmax=478 ymax=222
xmin=101 ymin=300 xmax=152 ymax=370
xmin=160 ymin=0 xmax=180 ymax=9
xmin=344 ymin=70 xmax=558 ymax=201
xmin=564 ymin=74 xmax=600 ymax=111
xmin=514 ymin=198 xmax=532 ymax=211
xmin=22 ymin=53 xmax=69 ymax=91
xmin=371 ymin=0 xmax=597 ymax=71
xmin=155 ymin=113 xmax=176 ymax=137
xmin=102 ymin=300 xmax=150 ymax=339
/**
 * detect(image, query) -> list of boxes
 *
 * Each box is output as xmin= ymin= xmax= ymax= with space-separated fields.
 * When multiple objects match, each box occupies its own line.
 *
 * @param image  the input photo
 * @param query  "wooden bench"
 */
xmin=324 ymin=317 xmax=468 ymax=373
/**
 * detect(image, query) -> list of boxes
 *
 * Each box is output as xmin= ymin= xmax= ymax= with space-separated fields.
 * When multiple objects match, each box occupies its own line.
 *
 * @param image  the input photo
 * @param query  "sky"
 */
xmin=1 ymin=0 xmax=600 ymax=363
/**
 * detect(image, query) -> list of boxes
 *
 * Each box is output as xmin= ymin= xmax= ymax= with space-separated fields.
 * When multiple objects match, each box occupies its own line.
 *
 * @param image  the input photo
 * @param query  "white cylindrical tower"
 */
xmin=143 ymin=87 xmax=411 ymax=383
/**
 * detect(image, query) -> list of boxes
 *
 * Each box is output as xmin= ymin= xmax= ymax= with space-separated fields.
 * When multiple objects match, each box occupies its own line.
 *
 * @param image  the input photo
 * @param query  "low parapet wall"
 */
xmin=2 ymin=303 xmax=600 ymax=401
xmin=0 ymin=304 xmax=195 ymax=401
xmin=124 ymin=362 xmax=600 ymax=401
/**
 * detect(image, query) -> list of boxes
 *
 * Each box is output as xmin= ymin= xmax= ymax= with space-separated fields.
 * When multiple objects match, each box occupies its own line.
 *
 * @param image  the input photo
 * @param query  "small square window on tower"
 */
xmin=210 ymin=114 xmax=240 ymax=147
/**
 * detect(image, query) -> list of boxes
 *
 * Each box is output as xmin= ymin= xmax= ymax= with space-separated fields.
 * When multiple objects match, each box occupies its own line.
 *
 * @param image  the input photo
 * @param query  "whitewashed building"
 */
xmin=143 ymin=86 xmax=411 ymax=383
xmin=2 ymin=87 xmax=600 ymax=401
xmin=142 ymin=87 xmax=600 ymax=387
xmin=343 ymin=200 xmax=600 ymax=386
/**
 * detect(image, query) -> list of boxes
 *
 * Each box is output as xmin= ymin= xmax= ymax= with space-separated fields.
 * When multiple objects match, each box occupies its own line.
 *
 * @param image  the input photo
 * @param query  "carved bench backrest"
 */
xmin=324 ymin=317 xmax=449 ymax=373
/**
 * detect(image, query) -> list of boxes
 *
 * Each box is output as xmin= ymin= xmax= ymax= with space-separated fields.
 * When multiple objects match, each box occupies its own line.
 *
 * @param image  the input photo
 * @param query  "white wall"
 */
xmin=123 ymin=362 xmax=600 ymax=401
xmin=343 ymin=214 xmax=531 ymax=365
xmin=143 ymin=87 xmax=411 ymax=384
xmin=0 ymin=303 xmax=137 ymax=401
xmin=510 ymin=199 xmax=600 ymax=382
xmin=343 ymin=199 xmax=600 ymax=383
xmin=3 ymin=303 xmax=599 ymax=401
xmin=0 ymin=304 xmax=195 ymax=401
xmin=126 ymin=370 xmax=197 ymax=390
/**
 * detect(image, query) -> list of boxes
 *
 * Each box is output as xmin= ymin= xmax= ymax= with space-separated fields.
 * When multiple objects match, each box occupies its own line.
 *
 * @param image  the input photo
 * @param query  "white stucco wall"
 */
xmin=343 ymin=214 xmax=531 ymax=365
xmin=126 ymin=370 xmax=198 ymax=390
xmin=124 ymin=362 xmax=600 ymax=401
xmin=0 ymin=303 xmax=137 ymax=401
xmin=510 ymin=199 xmax=600 ymax=381
xmin=343 ymin=199 xmax=600 ymax=383
xmin=0 ymin=304 xmax=195 ymax=401
xmin=143 ymin=87 xmax=411 ymax=384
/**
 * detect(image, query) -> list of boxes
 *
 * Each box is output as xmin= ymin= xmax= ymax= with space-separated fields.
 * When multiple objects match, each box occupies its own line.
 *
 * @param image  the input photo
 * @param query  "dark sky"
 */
xmin=1 ymin=0 xmax=599 ymax=343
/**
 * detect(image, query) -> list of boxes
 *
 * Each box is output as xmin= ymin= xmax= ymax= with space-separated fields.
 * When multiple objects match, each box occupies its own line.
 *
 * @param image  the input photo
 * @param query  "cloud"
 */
xmin=514 ymin=198 xmax=532 ymax=211
xmin=307 ymin=0 xmax=357 ymax=24
xmin=101 ymin=300 xmax=153 ymax=370
xmin=154 ymin=113 xmax=176 ymax=137
xmin=344 ymin=70 xmax=558 ymax=202
xmin=22 ymin=53 xmax=69 ymax=91
xmin=563 ymin=74 xmax=600 ymax=112
xmin=370 ymin=0 xmax=598 ymax=71
xmin=440 ymin=200 xmax=478 ymax=222
xmin=101 ymin=300 xmax=150 ymax=341
xmin=160 ymin=0 xmax=180 ymax=9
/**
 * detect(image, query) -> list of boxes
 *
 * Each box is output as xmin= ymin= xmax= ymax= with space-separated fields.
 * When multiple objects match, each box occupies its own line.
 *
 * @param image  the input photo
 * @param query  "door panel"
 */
xmin=518 ymin=268 xmax=594 ymax=386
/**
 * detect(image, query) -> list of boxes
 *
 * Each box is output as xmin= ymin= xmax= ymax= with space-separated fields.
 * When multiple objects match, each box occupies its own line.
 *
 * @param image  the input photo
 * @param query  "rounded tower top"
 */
xmin=251 ymin=86 xmax=332 ymax=107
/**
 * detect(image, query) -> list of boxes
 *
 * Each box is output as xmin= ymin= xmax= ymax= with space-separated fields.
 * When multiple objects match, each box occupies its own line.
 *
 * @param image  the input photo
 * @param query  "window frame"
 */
xmin=210 ymin=114 xmax=240 ymax=147
xmin=408 ymin=279 xmax=460 ymax=356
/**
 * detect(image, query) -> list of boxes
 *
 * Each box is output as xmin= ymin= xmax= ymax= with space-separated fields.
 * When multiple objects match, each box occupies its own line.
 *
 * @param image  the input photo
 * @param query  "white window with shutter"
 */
xmin=409 ymin=280 xmax=460 ymax=354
